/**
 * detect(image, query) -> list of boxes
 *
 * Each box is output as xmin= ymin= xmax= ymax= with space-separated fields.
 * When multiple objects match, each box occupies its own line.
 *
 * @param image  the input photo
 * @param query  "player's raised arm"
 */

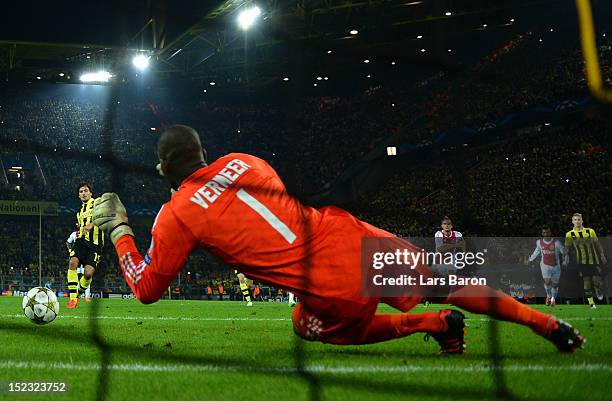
xmin=93 ymin=193 xmax=197 ymax=304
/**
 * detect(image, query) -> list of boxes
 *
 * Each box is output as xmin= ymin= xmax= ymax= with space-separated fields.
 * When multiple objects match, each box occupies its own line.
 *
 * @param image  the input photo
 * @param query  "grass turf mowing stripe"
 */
xmin=1 ymin=313 xmax=611 ymax=322
xmin=1 ymin=360 xmax=611 ymax=374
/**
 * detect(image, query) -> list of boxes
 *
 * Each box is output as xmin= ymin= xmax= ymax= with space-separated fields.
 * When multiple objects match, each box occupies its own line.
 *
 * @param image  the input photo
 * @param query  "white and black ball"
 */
xmin=22 ymin=287 xmax=60 ymax=325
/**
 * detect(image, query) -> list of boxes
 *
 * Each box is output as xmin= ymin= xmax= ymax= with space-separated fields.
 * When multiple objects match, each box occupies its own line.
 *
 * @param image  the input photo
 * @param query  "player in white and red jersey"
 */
xmin=91 ymin=125 xmax=583 ymax=353
xmin=435 ymin=216 xmax=465 ymax=256
xmin=528 ymin=227 xmax=564 ymax=307
xmin=433 ymin=216 xmax=466 ymax=276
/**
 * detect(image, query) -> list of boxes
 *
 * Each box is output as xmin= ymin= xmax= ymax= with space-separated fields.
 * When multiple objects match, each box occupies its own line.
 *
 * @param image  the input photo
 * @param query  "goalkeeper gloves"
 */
xmin=92 ymin=193 xmax=134 ymax=245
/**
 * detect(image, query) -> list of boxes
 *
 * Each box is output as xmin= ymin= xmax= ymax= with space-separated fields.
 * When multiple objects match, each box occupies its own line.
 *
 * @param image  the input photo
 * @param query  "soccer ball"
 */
xmin=22 ymin=287 xmax=60 ymax=325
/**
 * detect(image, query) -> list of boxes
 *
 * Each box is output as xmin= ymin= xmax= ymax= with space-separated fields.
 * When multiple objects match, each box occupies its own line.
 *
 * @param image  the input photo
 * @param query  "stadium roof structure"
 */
xmin=0 ymin=0 xmax=600 ymax=89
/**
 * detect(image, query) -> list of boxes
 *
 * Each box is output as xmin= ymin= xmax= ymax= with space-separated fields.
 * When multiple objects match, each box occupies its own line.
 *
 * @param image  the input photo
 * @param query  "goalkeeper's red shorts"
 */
xmin=291 ymin=295 xmax=424 ymax=345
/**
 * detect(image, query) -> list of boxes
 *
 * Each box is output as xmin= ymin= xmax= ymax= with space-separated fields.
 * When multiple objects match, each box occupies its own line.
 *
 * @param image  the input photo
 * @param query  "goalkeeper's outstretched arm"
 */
xmin=93 ymin=193 xmax=198 ymax=304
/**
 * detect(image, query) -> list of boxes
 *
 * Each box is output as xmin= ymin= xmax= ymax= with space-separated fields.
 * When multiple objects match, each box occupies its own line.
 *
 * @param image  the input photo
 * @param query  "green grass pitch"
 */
xmin=0 ymin=298 xmax=610 ymax=401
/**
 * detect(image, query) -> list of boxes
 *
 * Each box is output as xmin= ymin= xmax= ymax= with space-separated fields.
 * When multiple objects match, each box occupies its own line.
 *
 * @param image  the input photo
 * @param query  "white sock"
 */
xmin=551 ymin=287 xmax=558 ymax=300
xmin=288 ymin=292 xmax=295 ymax=303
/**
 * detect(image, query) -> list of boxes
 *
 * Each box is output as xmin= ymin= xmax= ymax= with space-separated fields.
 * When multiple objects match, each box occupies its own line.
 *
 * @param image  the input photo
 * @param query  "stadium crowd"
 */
xmin=0 ymin=32 xmax=609 ymax=297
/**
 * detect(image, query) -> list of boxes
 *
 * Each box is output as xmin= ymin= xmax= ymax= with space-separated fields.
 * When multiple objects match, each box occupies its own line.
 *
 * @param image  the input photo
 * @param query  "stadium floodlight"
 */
xmin=132 ymin=54 xmax=150 ymax=70
xmin=238 ymin=6 xmax=261 ymax=30
xmin=349 ymin=29 xmax=359 ymax=35
xmin=80 ymin=71 xmax=112 ymax=83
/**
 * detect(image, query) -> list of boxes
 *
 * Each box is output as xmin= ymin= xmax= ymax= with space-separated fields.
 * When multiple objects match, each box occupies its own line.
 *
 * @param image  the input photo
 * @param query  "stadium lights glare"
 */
xmin=483 ymin=24 xmax=488 ymax=28
xmin=364 ymin=59 xmax=370 ymax=63
xmin=327 ymin=50 xmax=332 ymax=54
xmin=448 ymin=49 xmax=452 ymax=52
xmin=209 ymin=81 xmax=216 ymax=86
xmin=59 ymin=73 xmax=65 ymax=77
xmin=238 ymin=6 xmax=261 ymax=30
xmin=283 ymin=77 xmax=289 ymax=81
xmin=132 ymin=54 xmax=150 ymax=70
xmin=510 ymin=18 xmax=515 ymax=22
xmin=349 ymin=29 xmax=359 ymax=35
xmin=391 ymin=61 xmax=396 ymax=65
xmin=36 ymin=76 xmax=41 ymax=80
xmin=417 ymin=35 xmax=423 ymax=39
xmin=420 ymin=48 xmax=426 ymax=52
xmin=445 ymin=11 xmax=452 ymax=16
xmin=79 ymin=71 xmax=112 ymax=83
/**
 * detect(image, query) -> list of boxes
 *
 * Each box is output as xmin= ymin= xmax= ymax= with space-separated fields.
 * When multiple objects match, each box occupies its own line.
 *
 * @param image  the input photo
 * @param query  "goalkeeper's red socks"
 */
xmin=359 ymin=312 xmax=445 ymax=344
xmin=445 ymin=284 xmax=552 ymax=336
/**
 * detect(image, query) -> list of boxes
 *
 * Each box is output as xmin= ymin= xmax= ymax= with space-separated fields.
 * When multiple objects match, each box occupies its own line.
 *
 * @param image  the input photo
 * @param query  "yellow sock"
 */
xmin=587 ymin=297 xmax=594 ymax=306
xmin=240 ymin=281 xmax=252 ymax=303
xmin=78 ymin=276 xmax=92 ymax=295
xmin=67 ymin=269 xmax=79 ymax=301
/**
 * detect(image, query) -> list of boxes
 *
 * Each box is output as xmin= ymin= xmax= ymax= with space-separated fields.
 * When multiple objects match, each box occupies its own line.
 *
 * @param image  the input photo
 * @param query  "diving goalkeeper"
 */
xmin=92 ymin=125 xmax=583 ymax=354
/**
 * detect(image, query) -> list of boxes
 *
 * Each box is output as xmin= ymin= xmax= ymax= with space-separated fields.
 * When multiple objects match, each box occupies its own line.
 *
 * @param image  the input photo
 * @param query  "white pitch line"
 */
xmin=1 ymin=314 xmax=611 ymax=322
xmin=0 ymin=360 xmax=610 ymax=374
xmin=0 ymin=313 xmax=612 ymax=322
xmin=0 ymin=314 xmax=290 ymax=321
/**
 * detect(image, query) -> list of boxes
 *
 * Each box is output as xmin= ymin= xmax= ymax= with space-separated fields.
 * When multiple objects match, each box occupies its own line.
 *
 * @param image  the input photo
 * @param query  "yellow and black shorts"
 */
xmin=577 ymin=264 xmax=603 ymax=278
xmin=69 ymin=240 xmax=102 ymax=271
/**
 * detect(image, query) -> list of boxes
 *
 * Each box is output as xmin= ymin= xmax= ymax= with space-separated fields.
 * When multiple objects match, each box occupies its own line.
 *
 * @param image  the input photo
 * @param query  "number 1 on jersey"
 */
xmin=236 ymin=188 xmax=297 ymax=244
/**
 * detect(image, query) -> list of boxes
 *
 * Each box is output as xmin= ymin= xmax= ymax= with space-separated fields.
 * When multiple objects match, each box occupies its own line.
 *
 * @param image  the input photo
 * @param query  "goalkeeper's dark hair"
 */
xmin=76 ymin=182 xmax=93 ymax=195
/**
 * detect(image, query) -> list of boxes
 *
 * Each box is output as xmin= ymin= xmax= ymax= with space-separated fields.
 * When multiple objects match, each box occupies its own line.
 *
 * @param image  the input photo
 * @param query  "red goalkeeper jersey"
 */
xmin=114 ymin=153 xmax=396 ymax=304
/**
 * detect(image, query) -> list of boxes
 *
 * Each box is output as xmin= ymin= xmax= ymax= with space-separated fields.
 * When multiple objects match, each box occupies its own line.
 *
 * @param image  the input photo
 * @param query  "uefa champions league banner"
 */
xmin=361 ymin=237 xmax=611 ymax=299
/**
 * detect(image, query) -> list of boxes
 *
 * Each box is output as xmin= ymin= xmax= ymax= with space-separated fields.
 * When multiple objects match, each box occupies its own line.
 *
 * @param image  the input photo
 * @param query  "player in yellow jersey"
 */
xmin=235 ymin=270 xmax=253 ymax=306
xmin=67 ymin=183 xmax=105 ymax=308
xmin=563 ymin=213 xmax=607 ymax=308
